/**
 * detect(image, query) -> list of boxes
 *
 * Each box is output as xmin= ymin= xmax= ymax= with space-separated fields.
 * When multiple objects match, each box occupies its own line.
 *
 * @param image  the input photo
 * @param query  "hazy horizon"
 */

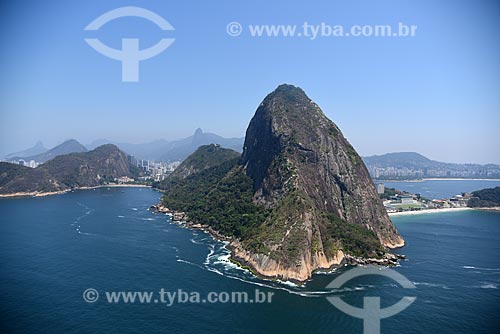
xmin=4 ymin=126 xmax=499 ymax=166
xmin=1 ymin=0 xmax=499 ymax=164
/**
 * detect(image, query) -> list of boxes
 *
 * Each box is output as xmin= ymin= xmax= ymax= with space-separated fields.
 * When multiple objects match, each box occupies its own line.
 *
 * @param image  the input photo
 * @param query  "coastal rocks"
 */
xmin=150 ymin=203 xmax=405 ymax=281
xmin=174 ymin=212 xmax=187 ymax=221
xmin=343 ymin=253 xmax=406 ymax=266
xmin=230 ymin=239 xmax=345 ymax=282
xmin=150 ymin=204 xmax=173 ymax=215
xmin=150 ymin=203 xmax=232 ymax=242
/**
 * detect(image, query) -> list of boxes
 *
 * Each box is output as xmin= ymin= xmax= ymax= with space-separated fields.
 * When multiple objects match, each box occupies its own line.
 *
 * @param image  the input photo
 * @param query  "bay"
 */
xmin=0 ymin=187 xmax=499 ymax=333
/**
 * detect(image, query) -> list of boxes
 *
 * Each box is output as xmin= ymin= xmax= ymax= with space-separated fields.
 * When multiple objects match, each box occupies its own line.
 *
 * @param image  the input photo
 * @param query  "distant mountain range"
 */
xmin=362 ymin=152 xmax=500 ymax=179
xmin=88 ymin=128 xmax=244 ymax=162
xmin=7 ymin=139 xmax=87 ymax=163
xmin=5 ymin=141 xmax=47 ymax=159
xmin=3 ymin=129 xmax=244 ymax=164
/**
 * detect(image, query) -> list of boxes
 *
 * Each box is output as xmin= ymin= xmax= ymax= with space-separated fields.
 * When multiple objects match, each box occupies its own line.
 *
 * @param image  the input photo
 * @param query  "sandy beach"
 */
xmin=388 ymin=207 xmax=473 ymax=216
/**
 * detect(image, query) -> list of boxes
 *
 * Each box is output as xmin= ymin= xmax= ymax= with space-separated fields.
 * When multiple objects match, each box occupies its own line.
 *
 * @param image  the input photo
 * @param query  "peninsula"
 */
xmin=157 ymin=84 xmax=404 ymax=282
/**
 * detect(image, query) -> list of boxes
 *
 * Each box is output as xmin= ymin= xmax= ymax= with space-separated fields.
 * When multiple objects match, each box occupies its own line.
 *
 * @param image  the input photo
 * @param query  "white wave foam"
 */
xmin=479 ymin=283 xmax=498 ymax=289
xmin=214 ymin=256 xmax=247 ymax=272
xmin=190 ymin=238 xmax=206 ymax=245
xmin=314 ymin=268 xmax=338 ymax=275
xmin=169 ymin=217 xmax=377 ymax=297
xmin=463 ymin=266 xmax=500 ymax=271
xmin=413 ymin=282 xmax=450 ymax=289
xmin=204 ymin=245 xmax=216 ymax=265
xmin=176 ymin=258 xmax=204 ymax=270
xmin=276 ymin=280 xmax=300 ymax=288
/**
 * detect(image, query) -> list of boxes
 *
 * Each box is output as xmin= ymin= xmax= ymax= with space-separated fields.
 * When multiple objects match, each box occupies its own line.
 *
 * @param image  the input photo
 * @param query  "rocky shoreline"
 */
xmin=149 ymin=203 xmax=407 ymax=282
xmin=475 ymin=206 xmax=500 ymax=212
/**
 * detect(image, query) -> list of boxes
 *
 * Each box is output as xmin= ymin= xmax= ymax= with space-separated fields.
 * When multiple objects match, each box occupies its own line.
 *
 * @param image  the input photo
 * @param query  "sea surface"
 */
xmin=382 ymin=179 xmax=500 ymax=199
xmin=1 ymin=187 xmax=499 ymax=333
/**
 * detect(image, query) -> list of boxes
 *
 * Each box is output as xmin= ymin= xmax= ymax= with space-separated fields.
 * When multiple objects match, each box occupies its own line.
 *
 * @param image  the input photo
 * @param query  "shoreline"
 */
xmin=474 ymin=206 xmax=500 ymax=212
xmin=0 ymin=184 xmax=151 ymax=198
xmin=388 ymin=207 xmax=473 ymax=216
xmin=150 ymin=203 xmax=406 ymax=283
xmin=375 ymin=178 xmax=500 ymax=182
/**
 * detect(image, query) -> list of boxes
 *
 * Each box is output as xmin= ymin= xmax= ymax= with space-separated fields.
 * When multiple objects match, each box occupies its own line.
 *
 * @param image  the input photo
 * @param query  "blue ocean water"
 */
xmin=0 ymin=187 xmax=499 ymax=333
xmin=382 ymin=179 xmax=500 ymax=199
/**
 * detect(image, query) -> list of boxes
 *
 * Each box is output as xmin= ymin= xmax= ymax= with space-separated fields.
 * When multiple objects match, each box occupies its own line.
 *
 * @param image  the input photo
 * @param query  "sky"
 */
xmin=0 ymin=0 xmax=499 ymax=164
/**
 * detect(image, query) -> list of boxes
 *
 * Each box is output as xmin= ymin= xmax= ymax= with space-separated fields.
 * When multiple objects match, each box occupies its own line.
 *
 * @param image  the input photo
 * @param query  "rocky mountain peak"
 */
xmin=242 ymin=84 xmax=403 ymax=250
xmin=160 ymin=84 xmax=404 ymax=282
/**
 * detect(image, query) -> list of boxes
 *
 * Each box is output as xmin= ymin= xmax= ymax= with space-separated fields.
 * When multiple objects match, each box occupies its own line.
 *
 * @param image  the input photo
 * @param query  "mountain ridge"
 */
xmin=9 ymin=139 xmax=88 ymax=164
xmin=0 ymin=144 xmax=138 ymax=196
xmin=5 ymin=141 xmax=47 ymax=159
xmin=87 ymin=129 xmax=244 ymax=161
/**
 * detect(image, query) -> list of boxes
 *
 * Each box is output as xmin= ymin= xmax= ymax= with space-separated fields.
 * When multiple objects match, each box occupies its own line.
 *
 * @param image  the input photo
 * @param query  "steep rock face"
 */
xmin=235 ymin=84 xmax=404 ymax=280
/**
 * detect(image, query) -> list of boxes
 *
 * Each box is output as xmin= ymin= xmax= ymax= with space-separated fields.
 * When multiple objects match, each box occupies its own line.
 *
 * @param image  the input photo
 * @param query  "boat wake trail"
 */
xmin=73 ymin=202 xmax=95 ymax=236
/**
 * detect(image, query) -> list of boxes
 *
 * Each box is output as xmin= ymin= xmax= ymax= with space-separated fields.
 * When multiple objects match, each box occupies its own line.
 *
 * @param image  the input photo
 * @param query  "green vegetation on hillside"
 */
xmin=161 ymin=159 xmax=270 ymax=239
xmin=162 ymin=159 xmax=383 ymax=259
xmin=161 ymin=144 xmax=241 ymax=184
xmin=0 ymin=145 xmax=135 ymax=194
xmin=468 ymin=187 xmax=500 ymax=207
xmin=0 ymin=162 xmax=57 ymax=193
xmin=320 ymin=213 xmax=383 ymax=258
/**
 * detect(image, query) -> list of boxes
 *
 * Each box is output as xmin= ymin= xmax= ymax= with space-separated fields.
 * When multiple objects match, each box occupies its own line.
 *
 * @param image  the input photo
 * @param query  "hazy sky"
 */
xmin=1 ymin=0 xmax=499 ymax=163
